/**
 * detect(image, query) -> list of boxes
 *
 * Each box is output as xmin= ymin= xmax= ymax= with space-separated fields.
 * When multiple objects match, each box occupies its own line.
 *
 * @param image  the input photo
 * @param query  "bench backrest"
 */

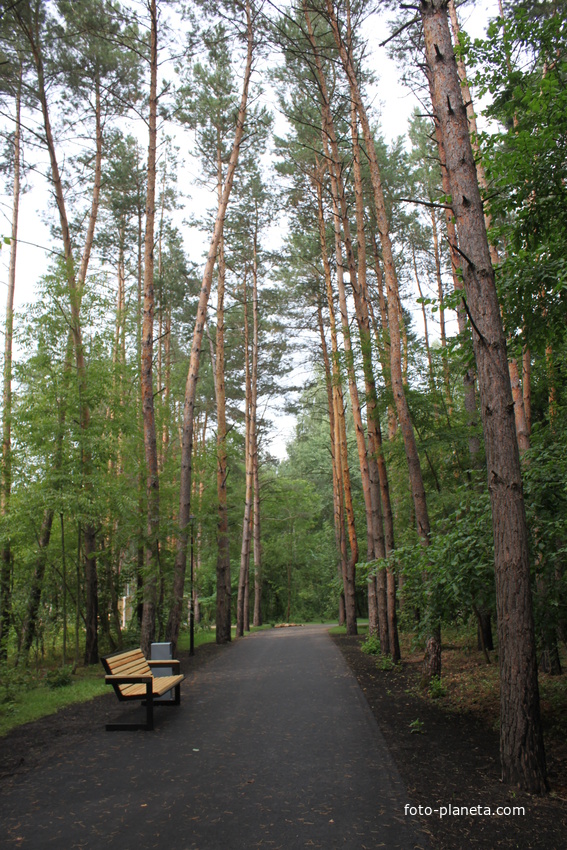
xmin=102 ymin=648 xmax=152 ymax=679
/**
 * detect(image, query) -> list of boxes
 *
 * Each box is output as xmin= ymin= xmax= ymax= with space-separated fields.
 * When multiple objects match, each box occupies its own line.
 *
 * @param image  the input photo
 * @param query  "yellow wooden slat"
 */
xmin=107 ymin=652 xmax=146 ymax=673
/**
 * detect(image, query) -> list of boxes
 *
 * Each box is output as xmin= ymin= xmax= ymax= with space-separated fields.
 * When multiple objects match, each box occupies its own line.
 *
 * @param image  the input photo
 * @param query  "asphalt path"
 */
xmin=0 ymin=625 xmax=426 ymax=849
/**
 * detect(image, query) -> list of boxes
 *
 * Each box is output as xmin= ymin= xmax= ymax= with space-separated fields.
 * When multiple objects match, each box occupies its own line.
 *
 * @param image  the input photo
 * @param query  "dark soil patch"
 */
xmin=0 ymin=639 xmax=233 ymax=786
xmin=332 ymin=633 xmax=567 ymax=850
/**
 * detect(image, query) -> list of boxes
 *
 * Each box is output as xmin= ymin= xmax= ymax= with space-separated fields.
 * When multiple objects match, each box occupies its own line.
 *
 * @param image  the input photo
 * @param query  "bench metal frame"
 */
xmin=101 ymin=650 xmax=183 ymax=731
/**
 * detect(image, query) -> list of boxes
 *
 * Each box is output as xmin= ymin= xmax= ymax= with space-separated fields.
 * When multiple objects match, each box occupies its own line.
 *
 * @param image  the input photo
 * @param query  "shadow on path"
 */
xmin=0 ymin=625 xmax=427 ymax=849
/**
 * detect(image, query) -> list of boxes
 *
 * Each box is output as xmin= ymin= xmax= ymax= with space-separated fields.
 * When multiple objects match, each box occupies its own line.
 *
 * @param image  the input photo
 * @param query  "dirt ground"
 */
xmin=0 ymin=634 xmax=566 ymax=849
xmin=332 ymin=633 xmax=567 ymax=850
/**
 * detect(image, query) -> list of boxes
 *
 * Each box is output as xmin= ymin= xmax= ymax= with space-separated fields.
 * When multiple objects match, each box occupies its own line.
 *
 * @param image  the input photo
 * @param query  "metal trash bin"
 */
xmin=151 ymin=641 xmax=174 ymax=701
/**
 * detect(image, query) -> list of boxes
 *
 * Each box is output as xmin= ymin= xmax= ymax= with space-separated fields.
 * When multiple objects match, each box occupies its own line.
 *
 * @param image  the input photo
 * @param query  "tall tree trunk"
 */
xmin=317 ymin=301 xmax=346 ymax=627
xmin=433 ymin=121 xmax=480 ymax=461
xmin=431 ymin=207 xmax=451 ymax=408
xmin=215 ymin=224 xmax=231 ymax=643
xmin=421 ymin=0 xmax=547 ymax=793
xmin=214 ymin=124 xmax=232 ymax=643
xmin=315 ymin=178 xmax=349 ymax=626
xmin=370 ymin=237 xmax=398 ymax=442
xmin=237 ymin=272 xmax=253 ymax=638
xmin=166 ymin=3 xmax=254 ymax=654
xmin=140 ymin=0 xmax=160 ymax=657
xmin=18 ymin=511 xmax=54 ymax=661
xmin=315 ymin=176 xmax=358 ymax=633
xmin=18 ymin=9 xmax=103 ymax=663
xmin=0 ymin=69 xmax=21 ymax=661
xmin=413 ymin=245 xmax=435 ymax=396
xmin=349 ymin=96 xmax=391 ymax=653
xmin=523 ymin=346 xmax=531 ymax=435
xmin=324 ymin=0 xmax=435 ymax=666
xmin=448 ymin=0 xmax=530 ymax=456
xmin=251 ymin=218 xmax=262 ymax=628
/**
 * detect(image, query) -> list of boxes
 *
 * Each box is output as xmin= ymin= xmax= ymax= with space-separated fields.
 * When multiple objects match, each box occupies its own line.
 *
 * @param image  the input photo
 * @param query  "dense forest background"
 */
xmin=0 ymin=0 xmax=565 ymax=793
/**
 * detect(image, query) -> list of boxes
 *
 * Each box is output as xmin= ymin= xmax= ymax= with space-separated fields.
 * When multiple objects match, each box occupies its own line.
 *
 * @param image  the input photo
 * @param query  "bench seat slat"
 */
xmin=106 ymin=649 xmax=146 ymax=667
xmin=114 ymin=660 xmax=152 ymax=676
xmin=102 ymin=647 xmax=185 ymax=730
xmin=117 ymin=674 xmax=184 ymax=698
xmin=108 ymin=655 xmax=150 ymax=675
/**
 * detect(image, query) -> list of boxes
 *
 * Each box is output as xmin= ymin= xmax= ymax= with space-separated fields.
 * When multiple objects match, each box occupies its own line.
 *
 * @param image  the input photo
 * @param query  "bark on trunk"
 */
xmin=324 ymin=0 xmax=433 ymax=663
xmin=165 ymin=3 xmax=254 ymax=654
xmin=216 ymin=233 xmax=232 ymax=644
xmin=316 ymin=179 xmax=352 ymax=625
xmin=251 ymin=222 xmax=262 ymax=628
xmin=449 ymin=0 xmax=530 ymax=456
xmin=315 ymin=177 xmax=358 ymax=633
xmin=349 ymin=96 xmax=390 ymax=652
xmin=317 ymin=300 xmax=347 ymax=627
xmin=433 ymin=121 xmax=481 ymax=462
xmin=140 ymin=0 xmax=161 ymax=657
xmin=421 ymin=0 xmax=547 ymax=793
xmin=431 ymin=207 xmax=451 ymax=408
xmin=18 ymin=510 xmax=54 ymax=661
xmin=237 ymin=272 xmax=253 ymax=638
xmin=215 ymin=118 xmax=232 ymax=642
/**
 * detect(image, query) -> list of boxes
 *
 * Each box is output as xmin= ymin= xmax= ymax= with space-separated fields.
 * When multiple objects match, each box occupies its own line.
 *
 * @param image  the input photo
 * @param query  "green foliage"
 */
xmin=0 ymin=668 xmax=107 ymax=737
xmin=386 ymin=480 xmax=495 ymax=639
xmin=428 ymin=675 xmax=446 ymax=700
xmin=468 ymin=9 xmax=567 ymax=359
xmin=45 ymin=666 xmax=73 ymax=689
xmin=361 ymin=634 xmax=381 ymax=656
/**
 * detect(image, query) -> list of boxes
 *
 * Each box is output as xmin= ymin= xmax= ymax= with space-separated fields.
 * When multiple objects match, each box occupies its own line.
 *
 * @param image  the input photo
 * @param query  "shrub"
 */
xmin=361 ymin=634 xmax=381 ymax=656
xmin=45 ymin=666 xmax=73 ymax=689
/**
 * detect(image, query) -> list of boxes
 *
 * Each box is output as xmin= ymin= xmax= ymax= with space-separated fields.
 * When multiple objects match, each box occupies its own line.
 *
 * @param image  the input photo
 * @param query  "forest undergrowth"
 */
xmin=334 ymin=628 xmax=567 ymax=850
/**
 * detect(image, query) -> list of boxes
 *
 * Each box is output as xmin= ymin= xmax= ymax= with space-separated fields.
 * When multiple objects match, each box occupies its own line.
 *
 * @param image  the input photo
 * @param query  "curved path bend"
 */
xmin=0 ymin=625 xmax=426 ymax=849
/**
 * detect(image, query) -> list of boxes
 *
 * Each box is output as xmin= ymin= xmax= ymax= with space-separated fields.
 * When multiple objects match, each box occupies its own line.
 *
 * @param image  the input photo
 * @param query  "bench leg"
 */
xmin=146 ymin=683 xmax=154 ymax=731
xmin=106 ymin=684 xmax=155 ymax=731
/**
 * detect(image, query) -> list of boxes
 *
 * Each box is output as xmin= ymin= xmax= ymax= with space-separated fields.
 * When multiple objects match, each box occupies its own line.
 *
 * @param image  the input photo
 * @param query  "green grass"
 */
xmin=0 ymin=666 xmax=107 ymax=737
xmin=176 ymin=627 xmax=222 ymax=652
xmin=327 ymin=622 xmax=368 ymax=636
xmin=0 ymin=620 xmax=361 ymax=737
xmin=0 ymin=625 xmax=278 ymax=737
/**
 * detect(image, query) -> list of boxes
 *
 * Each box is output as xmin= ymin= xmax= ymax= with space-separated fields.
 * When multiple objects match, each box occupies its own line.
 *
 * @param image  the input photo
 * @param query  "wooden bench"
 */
xmin=101 ymin=647 xmax=185 ymax=731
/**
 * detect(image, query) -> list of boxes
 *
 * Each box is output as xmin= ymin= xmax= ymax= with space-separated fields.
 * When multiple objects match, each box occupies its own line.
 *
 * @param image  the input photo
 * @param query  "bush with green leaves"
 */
xmin=381 ymin=480 xmax=495 ymax=642
xmin=360 ymin=634 xmax=381 ymax=656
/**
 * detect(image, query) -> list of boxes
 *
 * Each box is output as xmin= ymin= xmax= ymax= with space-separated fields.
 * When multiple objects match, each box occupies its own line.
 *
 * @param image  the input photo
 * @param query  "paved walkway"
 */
xmin=0 ymin=625 xmax=425 ymax=849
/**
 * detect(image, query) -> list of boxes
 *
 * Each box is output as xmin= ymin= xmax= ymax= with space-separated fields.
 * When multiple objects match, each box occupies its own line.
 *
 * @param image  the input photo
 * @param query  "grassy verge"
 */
xmin=0 ymin=666 xmax=107 ymax=737
xmin=0 ymin=623 xmax=279 ymax=737
xmin=327 ymin=622 xmax=368 ymax=636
